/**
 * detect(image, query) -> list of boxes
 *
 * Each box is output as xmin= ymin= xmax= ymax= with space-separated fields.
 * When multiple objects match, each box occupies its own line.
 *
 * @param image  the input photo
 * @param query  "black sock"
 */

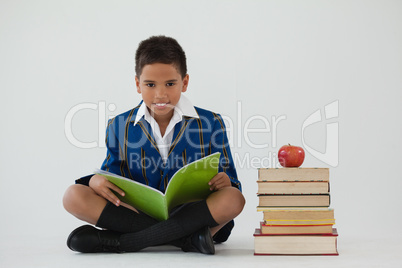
xmin=96 ymin=202 xmax=158 ymax=233
xmin=119 ymin=200 xmax=218 ymax=252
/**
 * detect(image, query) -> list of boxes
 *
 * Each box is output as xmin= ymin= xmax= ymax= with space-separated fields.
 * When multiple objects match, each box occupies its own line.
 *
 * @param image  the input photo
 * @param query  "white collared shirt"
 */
xmin=133 ymin=94 xmax=199 ymax=163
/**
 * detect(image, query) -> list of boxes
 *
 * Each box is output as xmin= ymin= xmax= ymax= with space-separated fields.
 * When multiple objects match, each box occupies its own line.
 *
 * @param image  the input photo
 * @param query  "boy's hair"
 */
xmin=135 ymin=35 xmax=187 ymax=78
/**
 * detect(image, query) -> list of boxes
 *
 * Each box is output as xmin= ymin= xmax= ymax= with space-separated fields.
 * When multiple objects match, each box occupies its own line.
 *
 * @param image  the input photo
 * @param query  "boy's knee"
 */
xmin=228 ymin=188 xmax=245 ymax=215
xmin=215 ymin=187 xmax=245 ymax=218
xmin=63 ymin=184 xmax=86 ymax=213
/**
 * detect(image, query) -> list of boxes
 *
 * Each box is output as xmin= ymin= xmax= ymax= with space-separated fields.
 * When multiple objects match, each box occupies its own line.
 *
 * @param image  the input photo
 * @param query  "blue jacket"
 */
xmin=76 ymin=102 xmax=241 ymax=242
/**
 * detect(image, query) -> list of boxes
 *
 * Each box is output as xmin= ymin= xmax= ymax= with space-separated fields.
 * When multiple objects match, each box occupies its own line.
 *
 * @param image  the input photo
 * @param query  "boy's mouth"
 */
xmin=154 ymin=102 xmax=170 ymax=108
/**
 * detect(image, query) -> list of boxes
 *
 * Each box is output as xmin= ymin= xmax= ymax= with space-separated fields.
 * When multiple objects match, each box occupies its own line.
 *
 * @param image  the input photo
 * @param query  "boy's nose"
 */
xmin=155 ymin=87 xmax=167 ymax=98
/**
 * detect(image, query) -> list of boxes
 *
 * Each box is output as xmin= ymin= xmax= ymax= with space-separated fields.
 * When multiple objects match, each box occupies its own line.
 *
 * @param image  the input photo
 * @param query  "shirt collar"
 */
xmin=133 ymin=94 xmax=199 ymax=126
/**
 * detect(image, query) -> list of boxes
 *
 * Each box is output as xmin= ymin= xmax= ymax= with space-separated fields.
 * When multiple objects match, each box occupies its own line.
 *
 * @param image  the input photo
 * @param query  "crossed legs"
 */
xmin=63 ymin=184 xmax=245 ymax=253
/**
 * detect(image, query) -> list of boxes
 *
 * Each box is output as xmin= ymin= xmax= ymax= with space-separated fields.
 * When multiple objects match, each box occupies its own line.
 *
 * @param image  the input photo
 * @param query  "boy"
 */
xmin=63 ymin=36 xmax=245 ymax=254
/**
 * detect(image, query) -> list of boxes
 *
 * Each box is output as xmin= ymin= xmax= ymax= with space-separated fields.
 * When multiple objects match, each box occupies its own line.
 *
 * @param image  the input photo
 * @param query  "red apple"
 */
xmin=278 ymin=144 xmax=305 ymax=167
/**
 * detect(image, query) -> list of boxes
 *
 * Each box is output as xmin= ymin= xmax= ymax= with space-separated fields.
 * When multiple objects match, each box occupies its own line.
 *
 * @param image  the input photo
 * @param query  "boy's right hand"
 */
xmin=89 ymin=174 xmax=125 ymax=206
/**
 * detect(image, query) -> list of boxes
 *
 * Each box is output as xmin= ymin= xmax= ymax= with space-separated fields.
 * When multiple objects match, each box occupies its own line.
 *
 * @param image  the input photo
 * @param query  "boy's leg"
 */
xmin=96 ymin=201 xmax=158 ymax=233
xmin=64 ymin=185 xmax=215 ymax=253
xmin=67 ymin=186 xmax=244 ymax=253
xmin=64 ymin=184 xmax=208 ymax=235
xmin=63 ymin=184 xmax=108 ymax=225
xmin=63 ymin=184 xmax=158 ymax=232
xmin=207 ymin=187 xmax=245 ymax=236
xmin=118 ymin=187 xmax=244 ymax=252
xmin=118 ymin=199 xmax=218 ymax=252
xmin=67 ymin=199 xmax=218 ymax=253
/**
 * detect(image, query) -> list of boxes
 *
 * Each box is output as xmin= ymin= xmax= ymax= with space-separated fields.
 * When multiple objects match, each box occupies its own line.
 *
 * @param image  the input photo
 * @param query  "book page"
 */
xmin=95 ymin=169 xmax=167 ymax=220
xmin=165 ymin=152 xmax=220 ymax=211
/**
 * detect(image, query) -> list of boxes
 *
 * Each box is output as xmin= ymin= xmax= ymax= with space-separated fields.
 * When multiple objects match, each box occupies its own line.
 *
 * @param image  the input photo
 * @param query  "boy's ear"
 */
xmin=182 ymin=74 xmax=189 ymax=93
xmin=135 ymin=76 xmax=141 ymax=93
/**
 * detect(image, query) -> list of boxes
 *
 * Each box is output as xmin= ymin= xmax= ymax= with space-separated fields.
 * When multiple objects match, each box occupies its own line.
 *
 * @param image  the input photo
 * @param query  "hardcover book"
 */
xmin=260 ymin=222 xmax=334 ymax=234
xmin=254 ymin=228 xmax=339 ymax=255
xmin=258 ymin=168 xmax=329 ymax=182
xmin=260 ymin=207 xmax=335 ymax=221
xmin=257 ymin=181 xmax=329 ymax=194
xmin=258 ymin=194 xmax=330 ymax=207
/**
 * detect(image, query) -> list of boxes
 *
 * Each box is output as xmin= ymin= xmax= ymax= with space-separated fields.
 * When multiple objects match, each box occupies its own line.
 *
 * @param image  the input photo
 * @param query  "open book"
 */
xmin=95 ymin=152 xmax=220 ymax=221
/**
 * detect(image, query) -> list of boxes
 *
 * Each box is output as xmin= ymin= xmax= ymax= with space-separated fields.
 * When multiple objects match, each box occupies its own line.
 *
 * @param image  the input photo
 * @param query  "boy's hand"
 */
xmin=208 ymin=172 xmax=231 ymax=191
xmin=89 ymin=174 xmax=125 ymax=206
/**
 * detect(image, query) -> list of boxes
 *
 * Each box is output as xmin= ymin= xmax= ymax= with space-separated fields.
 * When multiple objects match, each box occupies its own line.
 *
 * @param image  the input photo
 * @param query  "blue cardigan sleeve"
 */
xmin=209 ymin=113 xmax=241 ymax=191
xmin=99 ymin=118 xmax=124 ymax=175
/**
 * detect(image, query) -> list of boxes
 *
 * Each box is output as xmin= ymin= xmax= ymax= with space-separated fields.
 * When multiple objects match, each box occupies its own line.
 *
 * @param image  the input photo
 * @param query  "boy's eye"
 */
xmin=146 ymin=83 xmax=155 ymax=87
xmin=166 ymin=82 xmax=175 ymax=87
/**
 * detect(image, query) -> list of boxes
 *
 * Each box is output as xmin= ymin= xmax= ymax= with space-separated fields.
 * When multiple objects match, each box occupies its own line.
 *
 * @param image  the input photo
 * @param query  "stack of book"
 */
xmin=254 ymin=168 xmax=339 ymax=255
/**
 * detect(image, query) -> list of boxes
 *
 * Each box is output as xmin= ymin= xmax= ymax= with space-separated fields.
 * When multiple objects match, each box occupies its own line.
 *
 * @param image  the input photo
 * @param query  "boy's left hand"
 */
xmin=208 ymin=172 xmax=231 ymax=191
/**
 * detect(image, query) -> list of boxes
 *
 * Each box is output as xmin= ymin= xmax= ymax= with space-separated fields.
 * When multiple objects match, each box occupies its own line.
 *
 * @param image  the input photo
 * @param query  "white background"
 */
xmin=1 ymin=0 xmax=401 ymax=266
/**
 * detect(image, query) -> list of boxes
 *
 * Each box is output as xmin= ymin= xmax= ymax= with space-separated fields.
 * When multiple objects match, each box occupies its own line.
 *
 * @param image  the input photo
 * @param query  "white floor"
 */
xmin=1 ymin=233 xmax=401 ymax=268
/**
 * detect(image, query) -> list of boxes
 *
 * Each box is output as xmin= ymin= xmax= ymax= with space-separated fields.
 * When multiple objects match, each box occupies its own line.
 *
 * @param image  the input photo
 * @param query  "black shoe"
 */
xmin=67 ymin=225 xmax=122 ymax=253
xmin=182 ymin=226 xmax=215 ymax=255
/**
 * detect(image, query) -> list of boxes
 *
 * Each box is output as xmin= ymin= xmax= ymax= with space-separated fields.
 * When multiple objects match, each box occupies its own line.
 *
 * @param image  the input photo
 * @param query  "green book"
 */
xmin=95 ymin=152 xmax=220 ymax=221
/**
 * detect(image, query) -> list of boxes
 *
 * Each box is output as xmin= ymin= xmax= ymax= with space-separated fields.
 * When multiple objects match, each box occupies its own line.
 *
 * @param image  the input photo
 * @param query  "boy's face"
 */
xmin=136 ymin=63 xmax=189 ymax=123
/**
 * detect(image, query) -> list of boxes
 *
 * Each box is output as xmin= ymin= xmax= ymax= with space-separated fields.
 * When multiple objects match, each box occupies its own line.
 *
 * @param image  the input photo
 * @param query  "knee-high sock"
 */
xmin=96 ymin=202 xmax=158 ymax=233
xmin=119 ymin=200 xmax=218 ymax=252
